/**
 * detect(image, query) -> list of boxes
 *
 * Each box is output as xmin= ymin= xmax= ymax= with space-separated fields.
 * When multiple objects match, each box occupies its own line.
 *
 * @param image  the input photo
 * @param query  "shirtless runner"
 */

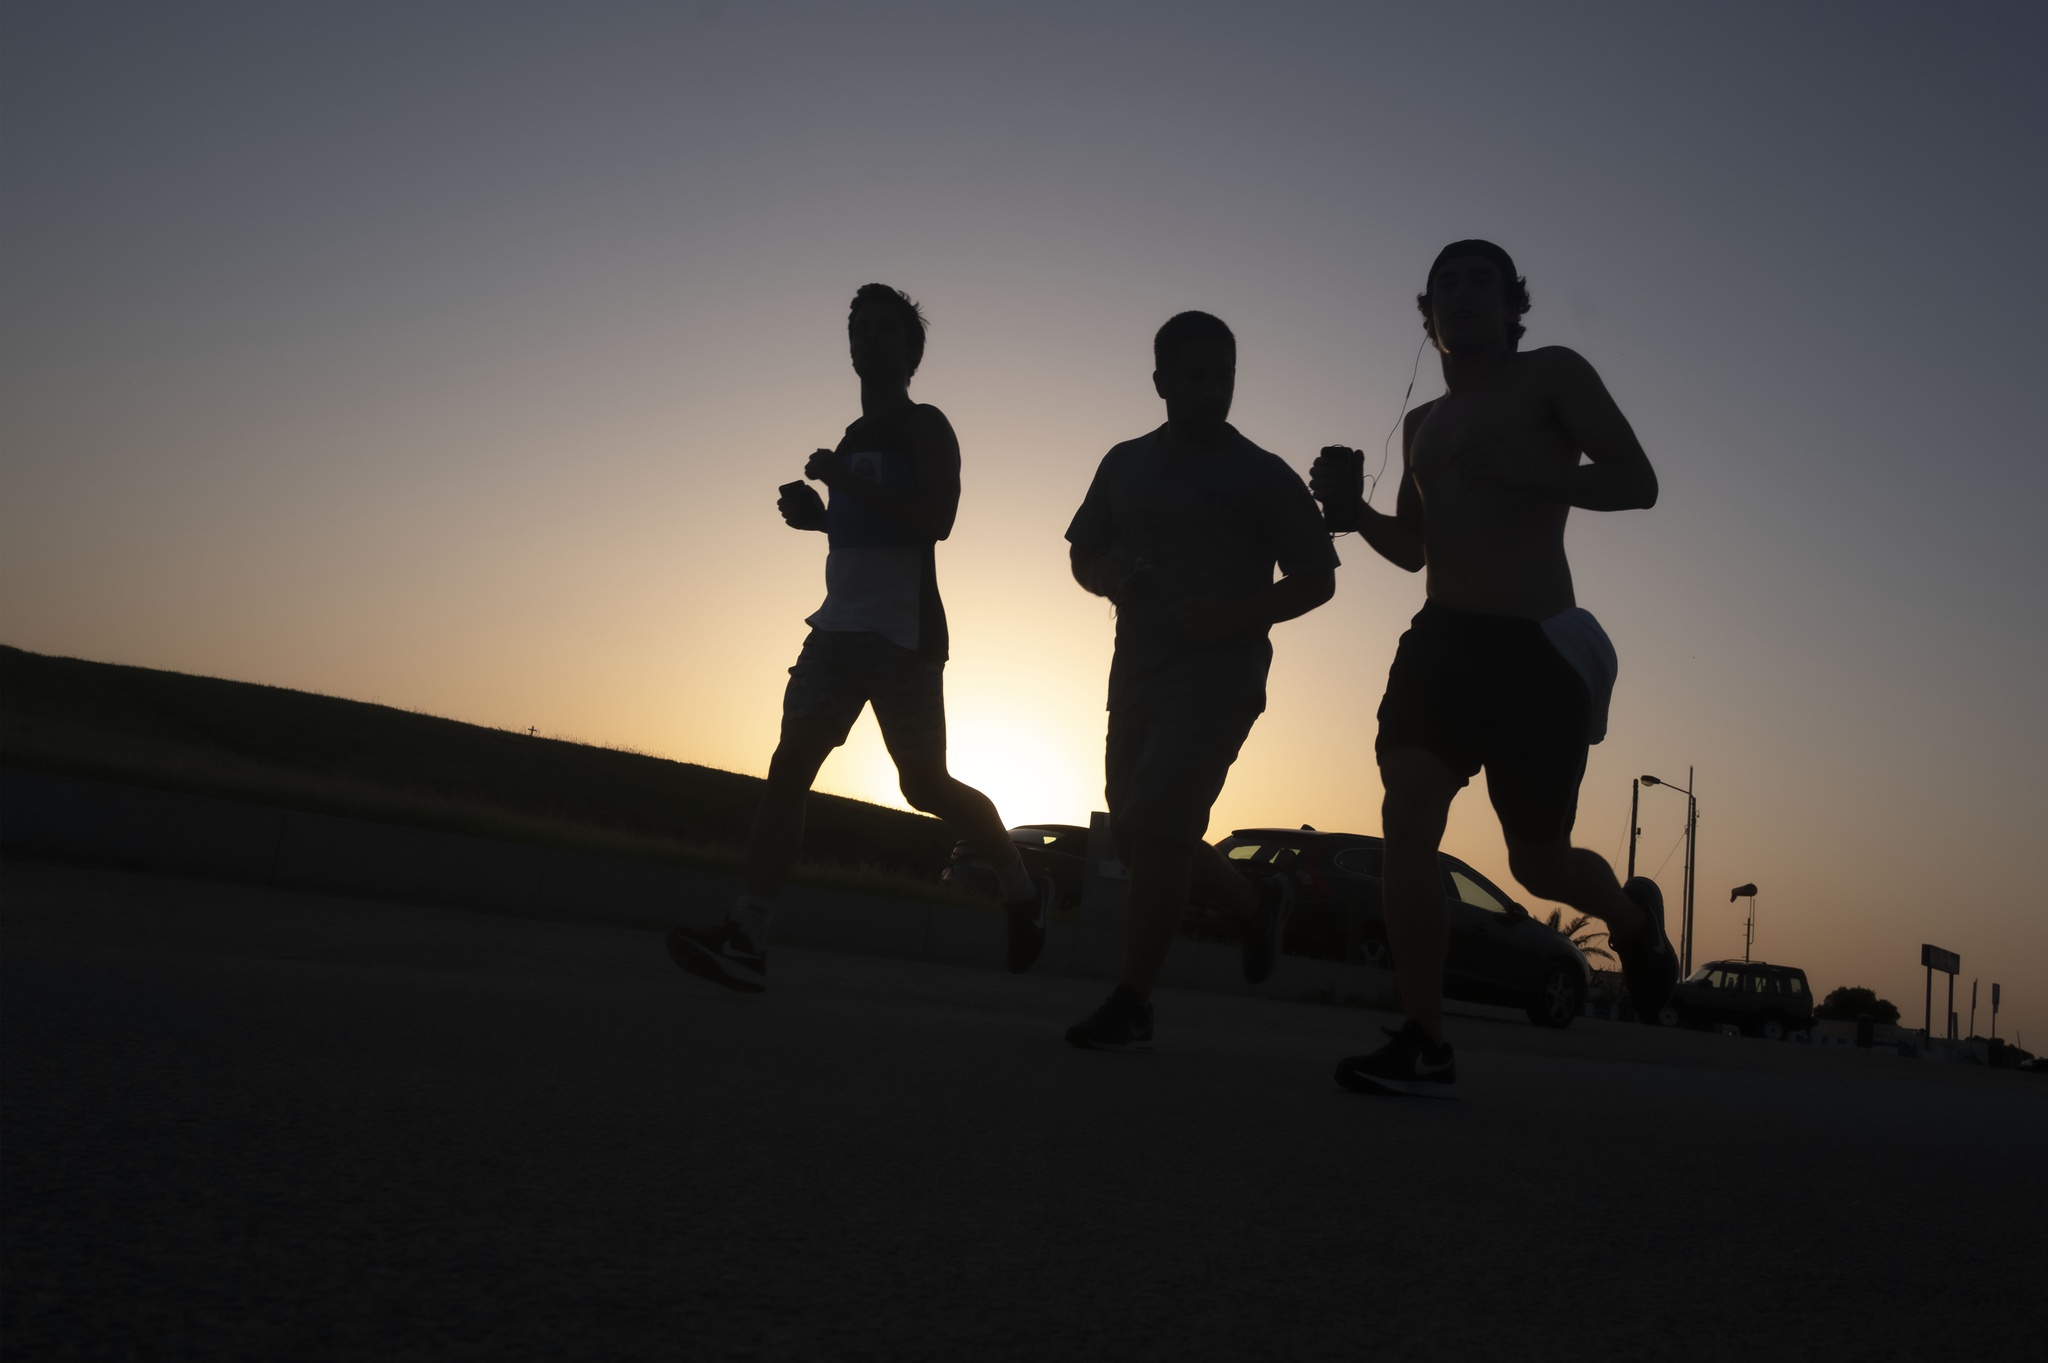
xmin=1311 ymin=240 xmax=1678 ymax=1097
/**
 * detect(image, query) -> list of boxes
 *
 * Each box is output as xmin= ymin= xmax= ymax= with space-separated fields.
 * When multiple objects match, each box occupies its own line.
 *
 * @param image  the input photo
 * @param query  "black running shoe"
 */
xmin=666 ymin=921 xmax=767 ymax=994
xmin=1241 ymin=871 xmax=1295 ymax=984
xmin=1064 ymin=985 xmax=1154 ymax=1050
xmin=1614 ymin=877 xmax=1679 ymax=1021
xmin=1004 ymin=874 xmax=1054 ymax=974
xmin=1334 ymin=1021 xmax=1459 ymax=1099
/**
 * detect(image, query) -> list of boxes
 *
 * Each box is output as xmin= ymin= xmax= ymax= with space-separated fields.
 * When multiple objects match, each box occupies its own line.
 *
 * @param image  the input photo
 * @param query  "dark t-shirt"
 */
xmin=1066 ymin=424 xmax=1337 ymax=710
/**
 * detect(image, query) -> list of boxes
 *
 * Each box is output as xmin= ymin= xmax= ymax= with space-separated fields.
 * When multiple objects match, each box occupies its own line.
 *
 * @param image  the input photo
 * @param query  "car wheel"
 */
xmin=1526 ymin=965 xmax=1583 ymax=1029
xmin=1760 ymin=1015 xmax=1787 ymax=1042
xmin=1657 ymin=1004 xmax=1682 ymax=1028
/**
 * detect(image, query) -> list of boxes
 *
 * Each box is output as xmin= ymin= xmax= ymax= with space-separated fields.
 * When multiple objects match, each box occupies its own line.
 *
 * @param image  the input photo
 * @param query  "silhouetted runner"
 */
xmin=1063 ymin=311 xmax=1338 ymax=1049
xmin=1312 ymin=241 xmax=1676 ymax=1098
xmin=667 ymin=284 xmax=1055 ymax=993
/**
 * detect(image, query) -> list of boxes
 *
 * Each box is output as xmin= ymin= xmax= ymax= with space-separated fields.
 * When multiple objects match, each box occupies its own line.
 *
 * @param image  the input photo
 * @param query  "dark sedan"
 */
xmin=1207 ymin=827 xmax=1593 ymax=1028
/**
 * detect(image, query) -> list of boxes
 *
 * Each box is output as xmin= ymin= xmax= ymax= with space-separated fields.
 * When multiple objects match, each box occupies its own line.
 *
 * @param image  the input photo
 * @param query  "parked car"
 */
xmin=942 ymin=824 xmax=1089 ymax=909
xmin=1208 ymin=827 xmax=1593 ymax=1029
xmin=1660 ymin=960 xmax=1814 ymax=1039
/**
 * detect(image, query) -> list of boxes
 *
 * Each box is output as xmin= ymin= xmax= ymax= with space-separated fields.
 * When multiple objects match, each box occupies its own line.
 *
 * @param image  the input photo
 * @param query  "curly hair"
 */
xmin=1416 ymin=240 xmax=1530 ymax=350
xmin=848 ymin=283 xmax=928 ymax=378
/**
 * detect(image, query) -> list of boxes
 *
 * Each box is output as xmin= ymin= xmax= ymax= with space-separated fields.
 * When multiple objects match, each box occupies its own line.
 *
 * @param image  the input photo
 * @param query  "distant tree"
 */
xmin=1545 ymin=908 xmax=1615 ymax=964
xmin=1815 ymin=986 xmax=1900 ymax=1024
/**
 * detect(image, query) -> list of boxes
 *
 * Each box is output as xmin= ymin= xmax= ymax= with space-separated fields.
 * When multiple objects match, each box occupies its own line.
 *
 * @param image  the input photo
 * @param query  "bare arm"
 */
xmin=1070 ymin=542 xmax=1127 ymax=599
xmin=1170 ymin=566 xmax=1335 ymax=643
xmin=804 ymin=406 xmax=963 ymax=540
xmin=1261 ymin=567 xmax=1337 ymax=624
xmin=1504 ymin=349 xmax=1657 ymax=511
xmin=1548 ymin=349 xmax=1657 ymax=510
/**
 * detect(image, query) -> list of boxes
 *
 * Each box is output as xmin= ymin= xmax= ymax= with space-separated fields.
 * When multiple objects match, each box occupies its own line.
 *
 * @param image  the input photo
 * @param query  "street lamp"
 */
xmin=1640 ymin=769 xmax=1698 ymax=976
xmin=1730 ymin=883 xmax=1758 ymax=962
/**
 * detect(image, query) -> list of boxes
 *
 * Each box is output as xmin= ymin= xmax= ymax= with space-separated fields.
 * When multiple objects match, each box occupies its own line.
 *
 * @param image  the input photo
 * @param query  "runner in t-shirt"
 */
xmin=1311 ymin=241 xmax=1677 ymax=1097
xmin=1063 ymin=311 xmax=1338 ymax=1048
xmin=667 ymin=284 xmax=1055 ymax=992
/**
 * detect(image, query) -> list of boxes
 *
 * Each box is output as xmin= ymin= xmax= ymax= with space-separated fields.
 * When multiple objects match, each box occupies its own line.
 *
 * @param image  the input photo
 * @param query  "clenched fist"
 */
xmin=777 ymin=479 xmax=827 ymax=531
xmin=1311 ymin=445 xmax=1366 ymax=532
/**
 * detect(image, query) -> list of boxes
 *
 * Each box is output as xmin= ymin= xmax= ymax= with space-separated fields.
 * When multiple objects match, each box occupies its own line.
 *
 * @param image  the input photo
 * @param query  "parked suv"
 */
xmin=1661 ymin=960 xmax=1814 ymax=1039
xmin=1208 ymin=828 xmax=1593 ymax=1029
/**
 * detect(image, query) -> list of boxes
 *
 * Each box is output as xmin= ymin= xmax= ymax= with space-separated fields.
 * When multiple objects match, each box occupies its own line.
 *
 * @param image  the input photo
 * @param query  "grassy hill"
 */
xmin=0 ymin=644 xmax=966 ymax=900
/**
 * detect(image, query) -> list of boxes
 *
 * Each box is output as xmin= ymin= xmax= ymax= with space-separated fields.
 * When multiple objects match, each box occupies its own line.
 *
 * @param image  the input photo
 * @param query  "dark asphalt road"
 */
xmin=4 ymin=859 xmax=2042 ymax=1361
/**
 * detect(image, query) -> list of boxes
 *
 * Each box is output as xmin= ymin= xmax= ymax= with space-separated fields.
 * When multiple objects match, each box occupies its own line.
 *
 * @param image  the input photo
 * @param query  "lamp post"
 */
xmin=1730 ymin=883 xmax=1758 ymax=962
xmin=1640 ymin=769 xmax=1697 ymax=976
xmin=1626 ymin=778 xmax=1642 ymax=879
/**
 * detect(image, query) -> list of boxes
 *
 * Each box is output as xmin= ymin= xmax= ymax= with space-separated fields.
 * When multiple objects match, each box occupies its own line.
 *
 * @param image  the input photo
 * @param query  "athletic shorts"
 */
xmin=1105 ymin=695 xmax=1261 ymax=859
xmin=1375 ymin=603 xmax=1591 ymax=844
xmin=782 ymin=629 xmax=946 ymax=766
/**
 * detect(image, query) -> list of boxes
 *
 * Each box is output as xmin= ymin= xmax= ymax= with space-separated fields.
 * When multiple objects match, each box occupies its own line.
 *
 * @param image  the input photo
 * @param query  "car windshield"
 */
xmin=1449 ymin=870 xmax=1509 ymax=914
xmin=1221 ymin=837 xmax=1307 ymax=869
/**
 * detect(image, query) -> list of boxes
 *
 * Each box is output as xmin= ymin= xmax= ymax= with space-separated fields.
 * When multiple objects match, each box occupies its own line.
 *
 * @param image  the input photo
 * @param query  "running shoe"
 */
xmin=666 ymin=921 xmax=767 ymax=994
xmin=1004 ymin=873 xmax=1055 ymax=974
xmin=1614 ymin=877 xmax=1679 ymax=1021
xmin=1241 ymin=871 xmax=1296 ymax=984
xmin=1334 ymin=1021 xmax=1459 ymax=1098
xmin=1064 ymin=985 xmax=1154 ymax=1050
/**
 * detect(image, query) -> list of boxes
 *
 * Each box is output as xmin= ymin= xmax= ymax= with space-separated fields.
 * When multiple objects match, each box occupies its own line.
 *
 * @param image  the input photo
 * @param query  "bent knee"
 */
xmin=896 ymin=771 xmax=953 ymax=812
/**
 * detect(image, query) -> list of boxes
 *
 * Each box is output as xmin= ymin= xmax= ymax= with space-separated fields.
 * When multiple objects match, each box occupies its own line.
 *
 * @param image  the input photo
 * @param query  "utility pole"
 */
xmin=1681 ymin=766 xmax=1697 ymax=978
xmin=1626 ymin=778 xmax=1640 ymax=880
xmin=1970 ymin=979 xmax=1978 ymax=1040
xmin=1638 ymin=771 xmax=1700 ymax=976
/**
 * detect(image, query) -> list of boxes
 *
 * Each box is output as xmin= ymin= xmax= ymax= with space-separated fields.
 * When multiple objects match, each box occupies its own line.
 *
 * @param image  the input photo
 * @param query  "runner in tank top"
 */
xmin=666 ymin=284 xmax=1055 ymax=993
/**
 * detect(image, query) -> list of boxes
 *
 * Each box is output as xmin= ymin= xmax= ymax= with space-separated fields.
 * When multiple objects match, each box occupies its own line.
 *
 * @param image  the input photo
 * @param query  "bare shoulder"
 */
xmin=1402 ymin=397 xmax=1439 ymax=442
xmin=1405 ymin=397 xmax=1441 ymax=426
xmin=1517 ymin=345 xmax=1604 ymax=389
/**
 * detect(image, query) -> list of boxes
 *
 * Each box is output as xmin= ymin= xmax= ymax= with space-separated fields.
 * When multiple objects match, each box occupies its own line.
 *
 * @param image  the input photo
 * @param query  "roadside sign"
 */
xmin=1993 ymin=983 xmax=2001 ymax=1007
xmin=1920 ymin=944 xmax=1960 ymax=975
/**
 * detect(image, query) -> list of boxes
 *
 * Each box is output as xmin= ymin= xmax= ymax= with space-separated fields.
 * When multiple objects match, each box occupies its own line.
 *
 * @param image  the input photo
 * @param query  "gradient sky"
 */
xmin=5 ymin=1 xmax=2045 ymax=1043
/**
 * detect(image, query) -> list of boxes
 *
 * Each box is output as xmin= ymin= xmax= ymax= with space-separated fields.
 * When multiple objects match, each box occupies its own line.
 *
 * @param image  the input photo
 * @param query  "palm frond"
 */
xmin=1544 ymin=907 xmax=1616 ymax=960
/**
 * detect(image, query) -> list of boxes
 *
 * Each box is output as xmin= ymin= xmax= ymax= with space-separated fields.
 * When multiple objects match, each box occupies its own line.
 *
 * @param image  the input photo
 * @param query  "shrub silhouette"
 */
xmin=1814 ymin=986 xmax=1900 ymax=1025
